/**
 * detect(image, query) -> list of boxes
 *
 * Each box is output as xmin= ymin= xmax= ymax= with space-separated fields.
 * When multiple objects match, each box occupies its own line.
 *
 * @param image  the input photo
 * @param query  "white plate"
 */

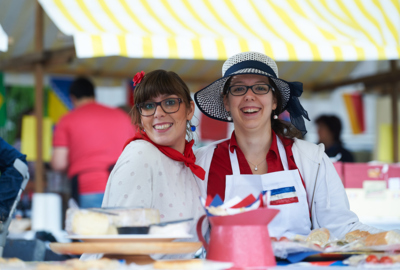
xmin=65 ymin=234 xmax=193 ymax=243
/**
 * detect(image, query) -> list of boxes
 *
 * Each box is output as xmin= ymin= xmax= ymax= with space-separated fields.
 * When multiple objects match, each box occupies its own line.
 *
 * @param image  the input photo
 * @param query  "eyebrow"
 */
xmin=231 ymin=80 xmax=269 ymax=85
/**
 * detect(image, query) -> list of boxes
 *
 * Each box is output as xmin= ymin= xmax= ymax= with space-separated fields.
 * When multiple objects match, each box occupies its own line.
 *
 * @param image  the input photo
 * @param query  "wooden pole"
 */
xmin=34 ymin=1 xmax=44 ymax=193
xmin=390 ymin=60 xmax=399 ymax=163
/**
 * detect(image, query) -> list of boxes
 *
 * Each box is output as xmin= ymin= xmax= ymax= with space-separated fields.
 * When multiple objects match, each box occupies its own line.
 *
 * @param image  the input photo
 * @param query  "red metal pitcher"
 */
xmin=197 ymin=208 xmax=279 ymax=269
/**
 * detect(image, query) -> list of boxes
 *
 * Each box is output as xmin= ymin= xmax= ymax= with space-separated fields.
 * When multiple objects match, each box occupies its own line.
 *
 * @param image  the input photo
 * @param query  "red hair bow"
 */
xmin=133 ymin=71 xmax=145 ymax=86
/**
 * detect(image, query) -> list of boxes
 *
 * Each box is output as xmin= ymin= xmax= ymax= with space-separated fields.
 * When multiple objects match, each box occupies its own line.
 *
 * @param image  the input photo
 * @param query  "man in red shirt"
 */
xmin=51 ymin=77 xmax=136 ymax=208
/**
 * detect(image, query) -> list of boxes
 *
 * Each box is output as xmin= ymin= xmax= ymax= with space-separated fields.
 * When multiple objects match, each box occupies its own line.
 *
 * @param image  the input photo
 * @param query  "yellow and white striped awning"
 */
xmin=38 ymin=0 xmax=400 ymax=61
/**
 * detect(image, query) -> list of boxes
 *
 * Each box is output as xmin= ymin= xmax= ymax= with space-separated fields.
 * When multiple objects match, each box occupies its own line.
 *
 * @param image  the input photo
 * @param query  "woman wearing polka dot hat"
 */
xmin=102 ymin=70 xmax=207 ymax=257
xmin=194 ymin=52 xmax=381 ymax=239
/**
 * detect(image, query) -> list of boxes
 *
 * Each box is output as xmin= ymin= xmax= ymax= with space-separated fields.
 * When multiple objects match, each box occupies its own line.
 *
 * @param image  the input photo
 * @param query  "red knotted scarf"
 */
xmin=124 ymin=132 xmax=205 ymax=180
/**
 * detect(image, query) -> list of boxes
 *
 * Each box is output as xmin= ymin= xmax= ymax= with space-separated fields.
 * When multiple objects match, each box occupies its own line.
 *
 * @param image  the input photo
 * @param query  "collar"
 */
xmin=229 ymin=130 xmax=280 ymax=158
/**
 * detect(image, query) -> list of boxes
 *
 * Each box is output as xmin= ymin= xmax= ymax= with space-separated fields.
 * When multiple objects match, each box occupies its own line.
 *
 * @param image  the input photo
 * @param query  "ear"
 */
xmin=187 ymin=101 xmax=195 ymax=120
xmin=272 ymin=95 xmax=277 ymax=111
xmin=223 ymin=95 xmax=230 ymax=112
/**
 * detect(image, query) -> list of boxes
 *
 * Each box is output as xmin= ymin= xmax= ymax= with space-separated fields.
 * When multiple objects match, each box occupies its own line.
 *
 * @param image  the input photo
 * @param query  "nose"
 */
xmin=153 ymin=104 xmax=165 ymax=118
xmin=243 ymin=87 xmax=256 ymax=101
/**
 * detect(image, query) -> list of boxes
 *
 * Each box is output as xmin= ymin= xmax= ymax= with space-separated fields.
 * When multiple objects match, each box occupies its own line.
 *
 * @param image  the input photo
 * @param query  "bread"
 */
xmin=154 ymin=259 xmax=203 ymax=269
xmin=65 ymin=208 xmax=160 ymax=235
xmin=365 ymin=230 xmax=400 ymax=246
xmin=0 ymin=258 xmax=25 ymax=267
xmin=36 ymin=259 xmax=120 ymax=270
xmin=306 ymin=228 xmax=330 ymax=246
xmin=71 ymin=211 xmax=111 ymax=235
xmin=345 ymin=230 xmax=371 ymax=242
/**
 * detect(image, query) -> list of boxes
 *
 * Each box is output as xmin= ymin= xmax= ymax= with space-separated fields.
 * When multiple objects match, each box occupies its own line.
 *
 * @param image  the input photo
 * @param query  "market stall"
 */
xmin=0 ymin=0 xmax=400 ymax=268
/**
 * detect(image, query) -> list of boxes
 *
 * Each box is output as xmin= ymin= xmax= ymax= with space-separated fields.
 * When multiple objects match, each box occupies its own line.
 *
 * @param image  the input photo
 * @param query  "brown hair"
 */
xmin=131 ymin=70 xmax=194 ymax=138
xmin=222 ymin=76 xmax=302 ymax=139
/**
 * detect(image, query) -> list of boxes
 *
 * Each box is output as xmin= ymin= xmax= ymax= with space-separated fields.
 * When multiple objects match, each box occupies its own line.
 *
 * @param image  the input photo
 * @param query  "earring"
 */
xmin=273 ymin=110 xmax=278 ymax=119
xmin=189 ymin=120 xmax=196 ymax=132
xmin=227 ymin=111 xmax=232 ymax=121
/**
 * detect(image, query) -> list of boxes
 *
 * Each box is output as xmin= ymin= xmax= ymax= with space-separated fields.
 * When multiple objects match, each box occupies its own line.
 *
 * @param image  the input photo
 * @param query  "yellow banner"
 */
xmin=21 ymin=115 xmax=53 ymax=162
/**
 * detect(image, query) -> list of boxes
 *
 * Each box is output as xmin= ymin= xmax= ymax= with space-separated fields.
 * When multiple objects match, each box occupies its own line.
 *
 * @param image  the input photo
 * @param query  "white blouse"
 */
xmin=102 ymin=140 xmax=207 ymax=246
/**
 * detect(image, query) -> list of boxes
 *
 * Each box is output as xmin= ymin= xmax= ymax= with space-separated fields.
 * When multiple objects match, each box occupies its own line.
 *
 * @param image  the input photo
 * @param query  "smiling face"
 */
xmin=223 ymin=74 xmax=277 ymax=132
xmin=141 ymin=94 xmax=194 ymax=153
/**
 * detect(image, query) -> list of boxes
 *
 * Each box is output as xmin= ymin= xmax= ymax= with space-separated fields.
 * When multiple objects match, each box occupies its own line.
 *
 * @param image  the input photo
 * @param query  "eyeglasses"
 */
xmin=137 ymin=98 xmax=182 ymax=116
xmin=228 ymin=84 xmax=274 ymax=96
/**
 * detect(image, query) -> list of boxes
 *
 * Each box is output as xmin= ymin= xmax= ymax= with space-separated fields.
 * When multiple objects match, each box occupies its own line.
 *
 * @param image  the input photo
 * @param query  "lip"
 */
xmin=240 ymin=106 xmax=261 ymax=115
xmin=153 ymin=122 xmax=173 ymax=133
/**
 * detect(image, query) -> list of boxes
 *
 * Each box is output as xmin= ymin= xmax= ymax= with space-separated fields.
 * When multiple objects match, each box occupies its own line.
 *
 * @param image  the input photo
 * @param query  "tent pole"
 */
xmin=34 ymin=1 xmax=44 ymax=193
xmin=390 ymin=60 xmax=398 ymax=163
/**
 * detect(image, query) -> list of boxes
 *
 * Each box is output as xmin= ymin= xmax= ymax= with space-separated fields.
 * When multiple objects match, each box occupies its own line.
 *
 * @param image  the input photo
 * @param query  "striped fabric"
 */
xmin=36 ymin=0 xmax=400 ymax=61
xmin=263 ymin=186 xmax=299 ymax=205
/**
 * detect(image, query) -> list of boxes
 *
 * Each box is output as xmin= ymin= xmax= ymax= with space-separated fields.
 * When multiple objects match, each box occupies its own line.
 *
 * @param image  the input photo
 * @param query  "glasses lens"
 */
xmin=161 ymin=98 xmax=180 ymax=113
xmin=230 ymin=86 xmax=247 ymax=96
xmin=140 ymin=102 xmax=156 ymax=116
xmin=252 ymin=84 xmax=271 ymax=94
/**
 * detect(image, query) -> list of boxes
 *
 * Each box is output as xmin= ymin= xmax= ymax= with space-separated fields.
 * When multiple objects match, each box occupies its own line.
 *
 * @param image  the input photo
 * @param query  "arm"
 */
xmin=102 ymin=141 xmax=155 ymax=209
xmin=312 ymin=154 xmax=382 ymax=238
xmin=51 ymin=147 xmax=69 ymax=172
xmin=0 ymin=138 xmax=29 ymax=222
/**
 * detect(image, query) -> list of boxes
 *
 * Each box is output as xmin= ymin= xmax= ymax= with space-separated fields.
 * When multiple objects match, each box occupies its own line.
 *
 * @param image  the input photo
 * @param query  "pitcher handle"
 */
xmin=196 ymin=214 xmax=208 ymax=250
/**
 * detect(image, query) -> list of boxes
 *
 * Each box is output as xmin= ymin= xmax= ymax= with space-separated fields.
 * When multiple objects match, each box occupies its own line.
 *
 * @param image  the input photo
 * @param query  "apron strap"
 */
xmin=229 ymin=148 xmax=241 ymax=175
xmin=276 ymin=135 xmax=289 ymax=171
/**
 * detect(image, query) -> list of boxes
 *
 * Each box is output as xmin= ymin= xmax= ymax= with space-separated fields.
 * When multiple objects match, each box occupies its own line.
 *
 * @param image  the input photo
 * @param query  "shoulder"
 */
xmin=292 ymin=138 xmax=325 ymax=163
xmin=123 ymin=140 xmax=160 ymax=157
xmin=195 ymin=138 xmax=229 ymax=160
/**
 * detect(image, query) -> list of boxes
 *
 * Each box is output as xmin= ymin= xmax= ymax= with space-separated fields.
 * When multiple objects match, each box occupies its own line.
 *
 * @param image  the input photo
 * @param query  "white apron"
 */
xmin=225 ymin=136 xmax=311 ymax=238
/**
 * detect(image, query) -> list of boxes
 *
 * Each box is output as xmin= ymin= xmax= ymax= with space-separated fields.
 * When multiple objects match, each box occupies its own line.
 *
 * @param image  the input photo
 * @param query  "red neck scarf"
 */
xmin=124 ymin=132 xmax=205 ymax=180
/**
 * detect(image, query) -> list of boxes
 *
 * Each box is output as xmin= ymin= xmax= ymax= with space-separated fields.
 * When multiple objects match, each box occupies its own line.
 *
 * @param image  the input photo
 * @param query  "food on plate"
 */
xmin=293 ymin=234 xmax=307 ymax=242
xmin=111 ymin=208 xmax=160 ymax=227
xmin=365 ymin=230 xmax=400 ymax=246
xmin=66 ymin=208 xmax=160 ymax=235
xmin=68 ymin=209 xmax=111 ymax=235
xmin=149 ymin=220 xmax=191 ymax=236
xmin=153 ymin=259 xmax=203 ymax=269
xmin=306 ymin=228 xmax=330 ymax=247
xmin=365 ymin=254 xmax=379 ymax=264
xmin=0 ymin=257 xmax=25 ymax=267
xmin=344 ymin=229 xmax=371 ymax=242
xmin=36 ymin=258 xmax=121 ymax=270
xmin=345 ymin=254 xmax=400 ymax=266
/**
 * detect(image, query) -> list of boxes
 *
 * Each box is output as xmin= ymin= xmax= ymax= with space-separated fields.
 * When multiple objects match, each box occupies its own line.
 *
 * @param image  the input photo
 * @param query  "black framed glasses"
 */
xmin=228 ymin=84 xmax=274 ymax=96
xmin=137 ymin=98 xmax=182 ymax=116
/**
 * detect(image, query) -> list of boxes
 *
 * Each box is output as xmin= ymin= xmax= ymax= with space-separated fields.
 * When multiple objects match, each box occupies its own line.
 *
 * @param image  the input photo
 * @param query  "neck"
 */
xmin=234 ymin=124 xmax=273 ymax=163
xmin=322 ymin=137 xmax=335 ymax=149
xmin=73 ymin=97 xmax=95 ymax=108
xmin=175 ymin=139 xmax=186 ymax=155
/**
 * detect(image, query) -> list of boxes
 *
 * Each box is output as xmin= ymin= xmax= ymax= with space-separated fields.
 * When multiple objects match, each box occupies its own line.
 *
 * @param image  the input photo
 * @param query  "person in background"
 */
xmin=51 ymin=77 xmax=135 ymax=208
xmin=102 ymin=70 xmax=206 ymax=257
xmin=0 ymin=137 xmax=29 ymax=222
xmin=315 ymin=115 xmax=354 ymax=162
xmin=194 ymin=51 xmax=380 ymax=240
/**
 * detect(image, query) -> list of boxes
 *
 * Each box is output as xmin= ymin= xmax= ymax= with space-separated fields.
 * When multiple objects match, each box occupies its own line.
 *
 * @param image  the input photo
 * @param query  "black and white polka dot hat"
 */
xmin=194 ymin=51 xmax=309 ymax=135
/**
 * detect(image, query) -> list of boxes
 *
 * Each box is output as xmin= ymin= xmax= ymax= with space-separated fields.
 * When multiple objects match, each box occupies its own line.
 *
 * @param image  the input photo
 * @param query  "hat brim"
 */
xmin=194 ymin=69 xmax=291 ymax=122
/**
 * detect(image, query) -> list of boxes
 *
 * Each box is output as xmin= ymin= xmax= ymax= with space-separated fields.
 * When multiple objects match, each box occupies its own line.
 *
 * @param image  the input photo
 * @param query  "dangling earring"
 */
xmin=273 ymin=110 xmax=278 ymax=119
xmin=189 ymin=120 xmax=196 ymax=132
xmin=227 ymin=111 xmax=232 ymax=121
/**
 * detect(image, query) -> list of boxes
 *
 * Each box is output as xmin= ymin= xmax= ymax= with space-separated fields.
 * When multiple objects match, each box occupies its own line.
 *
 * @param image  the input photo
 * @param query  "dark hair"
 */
xmin=131 ymin=70 xmax=194 ymax=138
xmin=222 ymin=76 xmax=302 ymax=139
xmin=69 ymin=77 xmax=95 ymax=99
xmin=315 ymin=115 xmax=342 ymax=144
